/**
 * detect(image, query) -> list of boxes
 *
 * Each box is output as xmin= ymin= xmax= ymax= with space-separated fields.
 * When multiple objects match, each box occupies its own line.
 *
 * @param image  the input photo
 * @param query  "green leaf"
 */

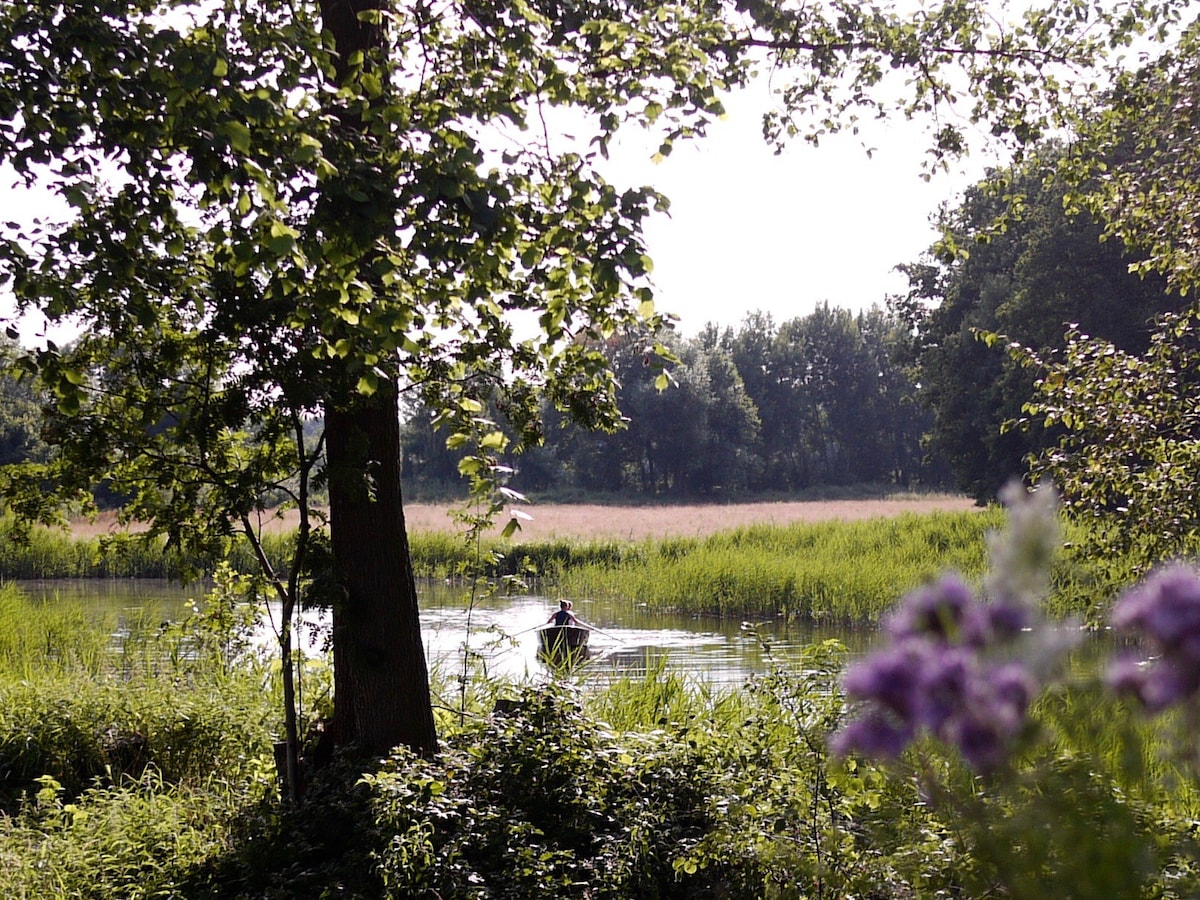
xmin=220 ymin=121 xmax=252 ymax=155
xmin=267 ymin=220 xmax=298 ymax=256
xmin=480 ymin=430 xmax=507 ymax=450
xmin=356 ymin=371 xmax=378 ymax=395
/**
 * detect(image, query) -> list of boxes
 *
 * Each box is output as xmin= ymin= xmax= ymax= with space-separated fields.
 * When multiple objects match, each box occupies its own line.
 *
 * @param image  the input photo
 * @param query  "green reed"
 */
xmin=0 ymin=515 xmax=299 ymax=580
xmin=0 ymin=582 xmax=112 ymax=677
xmin=556 ymin=510 xmax=1007 ymax=622
xmin=0 ymin=508 xmax=1143 ymax=625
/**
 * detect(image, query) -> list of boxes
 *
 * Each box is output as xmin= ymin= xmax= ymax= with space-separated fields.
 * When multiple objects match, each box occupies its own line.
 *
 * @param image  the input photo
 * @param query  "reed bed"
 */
xmin=0 ymin=583 xmax=113 ymax=677
xmin=0 ymin=508 xmax=1137 ymax=623
xmin=556 ymin=510 xmax=1006 ymax=621
xmin=0 ymin=516 xmax=292 ymax=580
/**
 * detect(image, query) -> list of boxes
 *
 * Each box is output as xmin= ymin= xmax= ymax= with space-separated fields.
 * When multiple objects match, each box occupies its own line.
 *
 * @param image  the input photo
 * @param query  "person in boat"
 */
xmin=547 ymin=600 xmax=579 ymax=627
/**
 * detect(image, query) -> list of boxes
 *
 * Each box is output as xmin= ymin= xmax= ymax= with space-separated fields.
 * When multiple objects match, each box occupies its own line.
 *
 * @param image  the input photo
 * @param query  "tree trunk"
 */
xmin=318 ymin=0 xmax=437 ymax=758
xmin=326 ymin=383 xmax=438 ymax=757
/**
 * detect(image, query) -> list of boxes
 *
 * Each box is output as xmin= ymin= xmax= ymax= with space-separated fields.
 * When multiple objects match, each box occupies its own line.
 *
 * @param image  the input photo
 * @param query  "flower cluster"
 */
xmin=1107 ymin=563 xmax=1200 ymax=712
xmin=830 ymin=574 xmax=1036 ymax=772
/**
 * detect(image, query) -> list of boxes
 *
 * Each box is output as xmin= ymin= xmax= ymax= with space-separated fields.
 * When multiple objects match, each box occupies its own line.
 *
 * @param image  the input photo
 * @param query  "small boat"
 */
xmin=537 ymin=624 xmax=591 ymax=658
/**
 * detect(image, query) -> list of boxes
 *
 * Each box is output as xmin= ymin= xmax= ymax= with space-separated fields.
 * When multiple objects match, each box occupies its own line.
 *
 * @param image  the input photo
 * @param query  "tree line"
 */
xmin=0 ymin=137 xmax=1183 ymax=508
xmin=400 ymin=137 xmax=1189 ymax=505
xmin=400 ymin=303 xmax=948 ymax=498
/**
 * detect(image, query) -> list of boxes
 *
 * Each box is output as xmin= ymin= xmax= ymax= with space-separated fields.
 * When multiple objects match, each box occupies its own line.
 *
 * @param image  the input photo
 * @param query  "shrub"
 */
xmin=367 ymin=687 xmax=728 ymax=898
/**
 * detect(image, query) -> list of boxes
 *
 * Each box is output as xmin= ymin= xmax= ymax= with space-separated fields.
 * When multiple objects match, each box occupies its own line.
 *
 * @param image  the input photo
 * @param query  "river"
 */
xmin=19 ymin=578 xmax=875 ymax=686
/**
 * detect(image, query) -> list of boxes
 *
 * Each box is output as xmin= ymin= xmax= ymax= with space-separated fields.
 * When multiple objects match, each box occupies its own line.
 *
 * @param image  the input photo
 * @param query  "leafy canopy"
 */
xmin=0 ymin=0 xmax=1174 ymax=542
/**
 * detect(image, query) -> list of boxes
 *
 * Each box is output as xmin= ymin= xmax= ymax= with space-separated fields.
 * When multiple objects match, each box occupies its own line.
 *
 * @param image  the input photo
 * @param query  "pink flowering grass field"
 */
xmin=393 ymin=494 xmax=978 ymax=542
xmin=71 ymin=494 xmax=979 ymax=542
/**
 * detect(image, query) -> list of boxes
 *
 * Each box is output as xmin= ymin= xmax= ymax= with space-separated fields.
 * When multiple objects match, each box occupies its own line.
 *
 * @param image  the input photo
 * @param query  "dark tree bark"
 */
xmin=326 ymin=384 xmax=437 ymax=757
xmin=319 ymin=0 xmax=438 ymax=758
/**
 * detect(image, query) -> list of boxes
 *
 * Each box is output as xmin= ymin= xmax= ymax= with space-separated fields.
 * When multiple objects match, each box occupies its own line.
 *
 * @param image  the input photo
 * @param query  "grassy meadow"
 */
xmin=0 ymin=497 xmax=1192 ymax=897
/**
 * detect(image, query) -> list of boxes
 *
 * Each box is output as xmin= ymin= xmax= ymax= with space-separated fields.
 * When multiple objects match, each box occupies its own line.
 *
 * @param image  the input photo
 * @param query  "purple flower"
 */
xmin=983 ymin=602 xmax=1030 ymax=642
xmin=828 ymin=711 xmax=912 ymax=760
xmin=842 ymin=640 xmax=931 ymax=720
xmin=918 ymin=647 xmax=975 ymax=732
xmin=1108 ymin=654 xmax=1199 ymax=713
xmin=1112 ymin=564 xmax=1200 ymax=653
xmin=834 ymin=639 xmax=1037 ymax=771
xmin=885 ymin=574 xmax=1028 ymax=649
xmin=1106 ymin=653 xmax=1147 ymax=697
xmin=945 ymin=713 xmax=1006 ymax=771
xmin=885 ymin=575 xmax=979 ymax=644
xmin=832 ymin=574 xmax=1046 ymax=771
xmin=1108 ymin=564 xmax=1200 ymax=712
xmin=990 ymin=662 xmax=1035 ymax=718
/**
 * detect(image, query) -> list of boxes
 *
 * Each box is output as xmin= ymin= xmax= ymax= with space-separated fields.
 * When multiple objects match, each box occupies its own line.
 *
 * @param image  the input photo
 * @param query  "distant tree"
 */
xmin=793 ymin=304 xmax=880 ymax=484
xmin=690 ymin=342 xmax=760 ymax=494
xmin=720 ymin=305 xmax=930 ymax=491
xmin=899 ymin=147 xmax=1181 ymax=503
xmin=399 ymin=399 xmax=466 ymax=497
xmin=0 ymin=340 xmax=47 ymax=468
xmin=856 ymin=306 xmax=941 ymax=487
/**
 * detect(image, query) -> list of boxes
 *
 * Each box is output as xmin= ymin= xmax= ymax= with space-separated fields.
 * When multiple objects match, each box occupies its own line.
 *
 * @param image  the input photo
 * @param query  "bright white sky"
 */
xmin=603 ymin=83 xmax=984 ymax=335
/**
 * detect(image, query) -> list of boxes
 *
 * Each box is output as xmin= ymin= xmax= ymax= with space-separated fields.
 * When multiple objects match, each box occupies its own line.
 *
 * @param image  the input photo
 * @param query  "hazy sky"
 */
xmin=604 ymin=84 xmax=984 ymax=335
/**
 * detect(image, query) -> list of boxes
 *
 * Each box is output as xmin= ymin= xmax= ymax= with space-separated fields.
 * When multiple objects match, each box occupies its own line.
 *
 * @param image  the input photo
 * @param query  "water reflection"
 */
xmin=20 ymin=578 xmax=877 ymax=686
xmin=419 ymin=585 xmax=874 ymax=686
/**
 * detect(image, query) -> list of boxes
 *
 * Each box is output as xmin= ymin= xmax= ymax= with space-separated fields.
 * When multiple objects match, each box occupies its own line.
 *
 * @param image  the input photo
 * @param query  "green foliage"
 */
xmin=897 ymin=143 xmax=1182 ymax=503
xmin=0 ymin=775 xmax=262 ymax=900
xmin=1065 ymin=19 xmax=1200 ymax=296
xmin=0 ymin=580 xmax=278 ymax=897
xmin=368 ymin=657 xmax=929 ymax=900
xmin=1013 ymin=306 xmax=1200 ymax=571
xmin=0 ymin=337 xmax=48 ymax=468
xmin=0 ymin=0 xmax=1177 ymax=765
xmin=827 ymin=486 xmax=1200 ymax=900
xmin=369 ymin=689 xmax=703 ymax=898
xmin=559 ymin=510 xmax=1003 ymax=620
xmin=409 ymin=530 xmax=638 ymax=580
xmin=0 ymin=675 xmax=272 ymax=809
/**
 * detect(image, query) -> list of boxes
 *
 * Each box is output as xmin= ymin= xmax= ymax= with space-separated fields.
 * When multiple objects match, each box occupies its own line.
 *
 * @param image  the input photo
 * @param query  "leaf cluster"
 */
xmin=1011 ymin=305 xmax=1200 ymax=571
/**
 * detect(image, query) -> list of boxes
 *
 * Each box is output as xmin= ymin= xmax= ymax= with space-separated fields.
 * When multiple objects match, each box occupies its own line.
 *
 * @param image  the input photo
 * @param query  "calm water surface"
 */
xmin=20 ymin=578 xmax=877 ymax=686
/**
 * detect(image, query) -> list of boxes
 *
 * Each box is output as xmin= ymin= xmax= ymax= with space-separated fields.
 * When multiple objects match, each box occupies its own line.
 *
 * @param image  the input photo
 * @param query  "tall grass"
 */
xmin=0 ymin=515 xmax=296 ymax=580
xmin=407 ymin=530 xmax=641 ymax=579
xmin=0 ymin=508 xmax=1143 ymax=623
xmin=0 ymin=581 xmax=276 ymax=806
xmin=557 ymin=510 xmax=1007 ymax=621
xmin=0 ymin=583 xmax=113 ymax=676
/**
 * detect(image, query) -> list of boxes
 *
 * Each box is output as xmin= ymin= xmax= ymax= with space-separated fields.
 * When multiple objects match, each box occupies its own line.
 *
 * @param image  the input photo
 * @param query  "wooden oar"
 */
xmin=570 ymin=620 xmax=622 ymax=642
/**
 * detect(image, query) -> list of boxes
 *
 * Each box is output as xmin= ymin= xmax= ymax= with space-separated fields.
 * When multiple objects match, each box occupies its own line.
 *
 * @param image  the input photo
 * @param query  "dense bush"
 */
xmin=367 ymin=645 xmax=938 ymax=899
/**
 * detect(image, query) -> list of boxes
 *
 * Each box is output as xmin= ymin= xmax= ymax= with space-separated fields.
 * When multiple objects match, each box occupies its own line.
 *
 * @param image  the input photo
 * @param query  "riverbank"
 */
xmin=11 ymin=499 xmax=1124 ymax=623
